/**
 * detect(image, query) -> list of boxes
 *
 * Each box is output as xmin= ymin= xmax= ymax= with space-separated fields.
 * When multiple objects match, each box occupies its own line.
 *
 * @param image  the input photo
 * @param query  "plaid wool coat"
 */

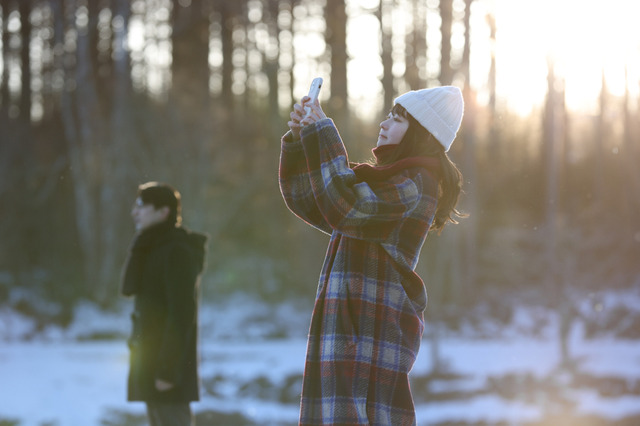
xmin=279 ymin=118 xmax=439 ymax=425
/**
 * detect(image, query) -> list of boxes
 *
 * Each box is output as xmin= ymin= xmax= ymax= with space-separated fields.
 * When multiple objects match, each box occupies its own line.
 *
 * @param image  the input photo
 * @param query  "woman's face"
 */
xmin=377 ymin=112 xmax=409 ymax=147
xmin=131 ymin=197 xmax=168 ymax=231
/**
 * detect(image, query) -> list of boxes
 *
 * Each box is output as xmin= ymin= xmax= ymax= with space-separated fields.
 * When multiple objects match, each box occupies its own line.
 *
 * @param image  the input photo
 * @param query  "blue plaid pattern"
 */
xmin=279 ymin=119 xmax=439 ymax=425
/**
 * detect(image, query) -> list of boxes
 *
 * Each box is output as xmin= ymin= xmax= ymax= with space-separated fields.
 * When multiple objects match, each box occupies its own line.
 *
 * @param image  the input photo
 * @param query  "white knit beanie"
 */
xmin=394 ymin=86 xmax=464 ymax=152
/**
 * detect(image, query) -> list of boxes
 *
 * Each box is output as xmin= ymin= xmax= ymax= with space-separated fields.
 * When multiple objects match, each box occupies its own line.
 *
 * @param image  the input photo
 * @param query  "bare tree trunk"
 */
xmin=594 ymin=70 xmax=607 ymax=207
xmin=543 ymin=58 xmax=559 ymax=289
xmin=429 ymin=233 xmax=448 ymax=375
xmin=461 ymin=0 xmax=472 ymax=92
xmin=264 ymin=0 xmax=280 ymax=123
xmin=19 ymin=0 xmax=32 ymax=122
xmin=241 ymin=2 xmax=251 ymax=116
xmin=170 ymin=0 xmax=214 ymax=233
xmin=0 ymin=0 xmax=9 ymax=119
xmin=87 ymin=0 xmax=103 ymax=101
xmin=460 ymin=0 xmax=477 ymax=304
xmin=439 ymin=0 xmax=454 ymax=85
xmin=287 ymin=0 xmax=296 ymax=108
xmin=377 ymin=0 xmax=394 ymax=110
xmin=621 ymin=67 xmax=640 ymax=229
xmin=278 ymin=0 xmax=302 ymax=109
xmin=405 ymin=0 xmax=426 ymax=90
xmin=485 ymin=12 xmax=498 ymax=157
xmin=89 ymin=0 xmax=114 ymax=111
xmin=544 ymin=59 xmax=572 ymax=368
xmin=325 ymin=0 xmax=349 ymax=127
xmin=99 ymin=0 xmax=139 ymax=302
xmin=217 ymin=0 xmax=235 ymax=110
xmin=421 ymin=229 xmax=457 ymax=374
xmin=15 ymin=0 xmax=35 ymax=278
xmin=0 ymin=0 xmax=21 ymax=283
xmin=1 ymin=0 xmax=9 ymax=119
xmin=53 ymin=0 xmax=119 ymax=302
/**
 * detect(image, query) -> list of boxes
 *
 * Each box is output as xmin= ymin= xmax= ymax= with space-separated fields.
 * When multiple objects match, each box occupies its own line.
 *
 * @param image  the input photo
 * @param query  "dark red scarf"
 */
xmin=351 ymin=144 xmax=441 ymax=183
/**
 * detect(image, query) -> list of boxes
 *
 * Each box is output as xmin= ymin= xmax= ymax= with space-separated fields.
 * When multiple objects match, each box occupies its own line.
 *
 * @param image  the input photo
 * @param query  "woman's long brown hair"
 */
xmin=376 ymin=104 xmax=466 ymax=233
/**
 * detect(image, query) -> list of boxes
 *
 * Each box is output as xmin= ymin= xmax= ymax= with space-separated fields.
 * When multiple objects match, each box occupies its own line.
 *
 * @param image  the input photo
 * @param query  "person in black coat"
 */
xmin=121 ymin=182 xmax=207 ymax=426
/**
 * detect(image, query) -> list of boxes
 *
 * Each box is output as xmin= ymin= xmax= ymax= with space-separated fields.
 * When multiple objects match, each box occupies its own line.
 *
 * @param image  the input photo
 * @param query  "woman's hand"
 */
xmin=287 ymin=96 xmax=327 ymax=140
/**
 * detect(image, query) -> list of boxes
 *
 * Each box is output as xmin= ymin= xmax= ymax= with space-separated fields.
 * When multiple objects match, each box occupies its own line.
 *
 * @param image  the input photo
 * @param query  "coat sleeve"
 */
xmin=155 ymin=243 xmax=198 ymax=385
xmin=279 ymin=130 xmax=333 ymax=235
xmin=298 ymin=118 xmax=424 ymax=242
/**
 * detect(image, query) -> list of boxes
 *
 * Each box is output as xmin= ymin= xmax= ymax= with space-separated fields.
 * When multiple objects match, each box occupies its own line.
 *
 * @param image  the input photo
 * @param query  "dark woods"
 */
xmin=1 ymin=0 xmax=638 ymax=327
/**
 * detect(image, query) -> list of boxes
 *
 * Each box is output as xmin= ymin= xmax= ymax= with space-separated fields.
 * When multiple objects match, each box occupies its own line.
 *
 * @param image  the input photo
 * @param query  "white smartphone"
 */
xmin=304 ymin=77 xmax=323 ymax=117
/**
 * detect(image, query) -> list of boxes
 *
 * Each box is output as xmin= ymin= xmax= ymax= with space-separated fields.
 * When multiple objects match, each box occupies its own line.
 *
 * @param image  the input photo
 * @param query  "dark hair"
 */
xmin=137 ymin=182 xmax=182 ymax=226
xmin=378 ymin=104 xmax=466 ymax=233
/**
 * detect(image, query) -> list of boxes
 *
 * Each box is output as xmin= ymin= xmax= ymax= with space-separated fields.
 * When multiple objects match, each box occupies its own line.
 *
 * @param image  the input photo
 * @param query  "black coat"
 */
xmin=121 ymin=222 xmax=207 ymax=402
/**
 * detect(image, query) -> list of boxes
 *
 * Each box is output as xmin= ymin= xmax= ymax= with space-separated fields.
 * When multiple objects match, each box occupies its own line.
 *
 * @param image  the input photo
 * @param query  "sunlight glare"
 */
xmin=494 ymin=0 xmax=640 ymax=114
xmin=346 ymin=0 xmax=640 ymax=117
xmin=347 ymin=10 xmax=384 ymax=119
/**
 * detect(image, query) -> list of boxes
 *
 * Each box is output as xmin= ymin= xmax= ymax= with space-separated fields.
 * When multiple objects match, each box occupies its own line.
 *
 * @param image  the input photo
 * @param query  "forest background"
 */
xmin=1 ymin=0 xmax=639 ymax=342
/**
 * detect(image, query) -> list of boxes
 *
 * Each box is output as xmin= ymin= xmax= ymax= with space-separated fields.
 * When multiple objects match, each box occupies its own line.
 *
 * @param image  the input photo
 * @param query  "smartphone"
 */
xmin=304 ymin=77 xmax=323 ymax=117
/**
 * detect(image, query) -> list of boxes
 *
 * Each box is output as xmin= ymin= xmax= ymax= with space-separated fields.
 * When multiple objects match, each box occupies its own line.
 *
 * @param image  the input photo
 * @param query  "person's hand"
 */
xmin=155 ymin=379 xmax=174 ymax=391
xmin=287 ymin=96 xmax=327 ymax=141
xmin=287 ymin=98 xmax=307 ymax=141
xmin=302 ymin=96 xmax=326 ymax=126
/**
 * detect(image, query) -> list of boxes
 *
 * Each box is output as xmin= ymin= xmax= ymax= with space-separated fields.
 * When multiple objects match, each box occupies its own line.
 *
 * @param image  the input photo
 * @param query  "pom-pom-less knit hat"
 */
xmin=394 ymin=86 xmax=464 ymax=152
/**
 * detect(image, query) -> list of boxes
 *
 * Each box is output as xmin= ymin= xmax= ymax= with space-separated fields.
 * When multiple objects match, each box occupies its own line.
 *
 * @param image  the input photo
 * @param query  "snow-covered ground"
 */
xmin=2 ymin=336 xmax=640 ymax=425
xmin=2 ymin=293 xmax=640 ymax=425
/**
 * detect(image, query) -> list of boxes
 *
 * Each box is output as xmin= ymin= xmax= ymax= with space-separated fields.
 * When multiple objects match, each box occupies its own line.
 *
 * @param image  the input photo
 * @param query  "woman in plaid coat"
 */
xmin=279 ymin=86 xmax=465 ymax=425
